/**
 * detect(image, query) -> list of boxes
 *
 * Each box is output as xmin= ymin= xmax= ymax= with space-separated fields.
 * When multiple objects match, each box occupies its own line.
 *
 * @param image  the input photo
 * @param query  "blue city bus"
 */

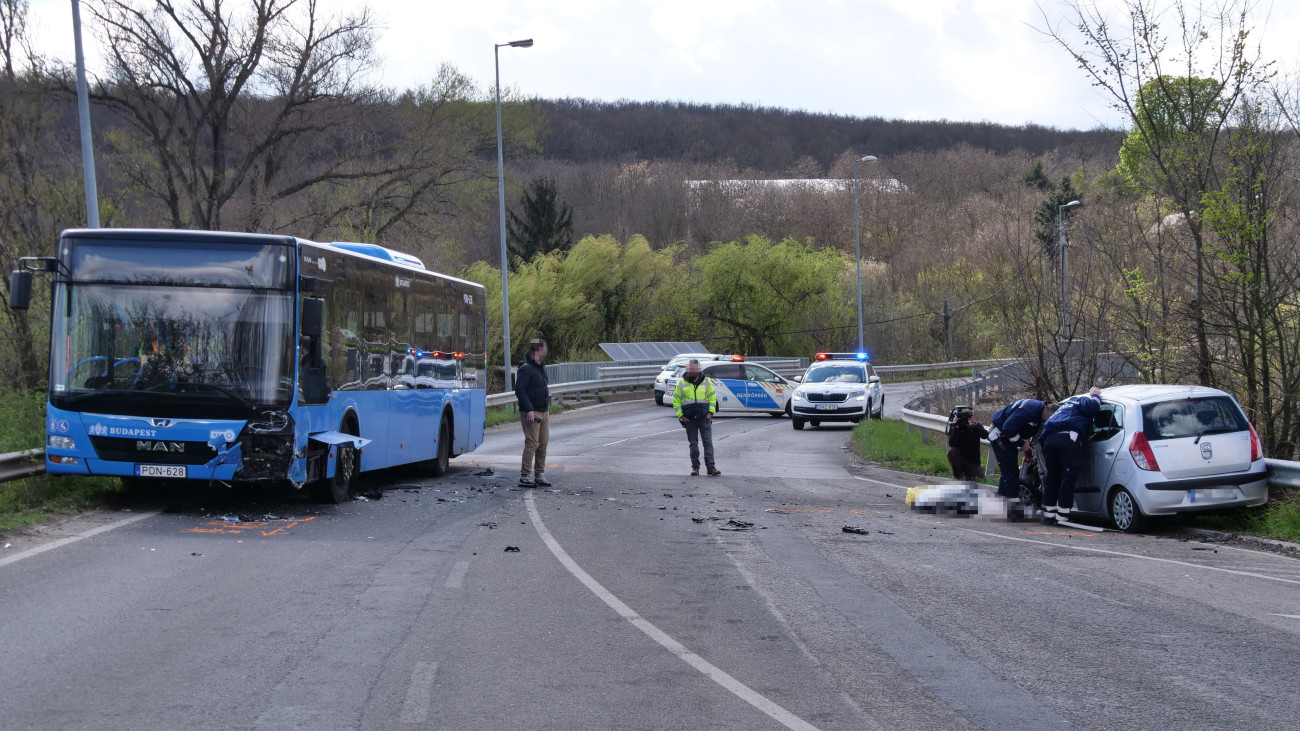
xmin=8 ymin=229 xmax=486 ymax=502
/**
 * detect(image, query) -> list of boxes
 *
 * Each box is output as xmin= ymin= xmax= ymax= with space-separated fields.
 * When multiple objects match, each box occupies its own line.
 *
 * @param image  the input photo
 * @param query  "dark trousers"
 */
xmin=990 ymin=439 xmax=1022 ymax=498
xmin=947 ymin=448 xmax=982 ymax=481
xmin=683 ymin=417 xmax=715 ymax=468
xmin=1041 ymin=431 xmax=1083 ymax=513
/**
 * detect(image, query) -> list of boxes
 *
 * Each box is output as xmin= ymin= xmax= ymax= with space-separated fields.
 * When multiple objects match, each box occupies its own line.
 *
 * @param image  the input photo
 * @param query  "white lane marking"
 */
xmin=0 ymin=510 xmax=162 ymax=569
xmin=444 ymin=560 xmax=471 ymax=589
xmin=1267 ymin=613 xmax=1300 ymax=619
xmin=964 ymin=529 xmax=1300 ymax=586
xmin=851 ymin=475 xmax=908 ymax=488
xmin=592 ymin=428 xmax=683 ymax=450
xmin=524 ymin=492 xmax=819 ymax=731
xmin=398 ymin=661 xmax=439 ymax=724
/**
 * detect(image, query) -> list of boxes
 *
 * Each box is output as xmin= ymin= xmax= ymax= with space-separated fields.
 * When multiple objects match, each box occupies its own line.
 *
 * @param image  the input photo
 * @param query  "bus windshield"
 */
xmin=50 ymin=283 xmax=295 ymax=410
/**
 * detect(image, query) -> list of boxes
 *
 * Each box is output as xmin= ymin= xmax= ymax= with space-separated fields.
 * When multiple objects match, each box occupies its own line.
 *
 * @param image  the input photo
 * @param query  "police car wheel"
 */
xmin=654 ymin=392 xmax=664 ymax=406
xmin=871 ymin=396 xmax=885 ymax=419
xmin=792 ymin=418 xmax=805 ymax=430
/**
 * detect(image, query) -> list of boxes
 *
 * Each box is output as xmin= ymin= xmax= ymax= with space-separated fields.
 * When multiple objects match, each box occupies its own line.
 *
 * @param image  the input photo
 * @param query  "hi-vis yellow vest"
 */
xmin=673 ymin=377 xmax=717 ymax=418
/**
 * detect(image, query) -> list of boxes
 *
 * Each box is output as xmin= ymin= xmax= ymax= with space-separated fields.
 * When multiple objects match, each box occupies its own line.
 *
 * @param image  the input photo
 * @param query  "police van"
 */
xmin=789 ymin=353 xmax=884 ymax=429
xmin=662 ymin=356 xmax=793 ymax=416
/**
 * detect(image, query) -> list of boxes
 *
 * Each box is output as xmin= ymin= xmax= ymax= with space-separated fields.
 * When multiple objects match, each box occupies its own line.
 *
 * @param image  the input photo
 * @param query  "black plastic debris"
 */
xmin=361 ymin=489 xmax=384 ymax=501
xmin=692 ymin=517 xmax=708 ymax=523
xmin=504 ymin=546 xmax=521 ymax=553
xmin=191 ymin=552 xmax=203 ymax=557
xmin=877 ymin=530 xmax=893 ymax=535
xmin=719 ymin=519 xmax=755 ymax=531
xmin=1190 ymin=546 xmax=1217 ymax=552
xmin=842 ymin=526 xmax=870 ymax=535
xmin=663 ymin=493 xmax=674 ymax=498
xmin=479 ymin=522 xmax=498 ymax=529
xmin=475 ymin=467 xmax=495 ymax=476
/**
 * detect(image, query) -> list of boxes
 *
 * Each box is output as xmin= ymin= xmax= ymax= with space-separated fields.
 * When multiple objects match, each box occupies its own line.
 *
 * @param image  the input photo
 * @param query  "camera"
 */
xmin=947 ymin=405 xmax=974 ymax=432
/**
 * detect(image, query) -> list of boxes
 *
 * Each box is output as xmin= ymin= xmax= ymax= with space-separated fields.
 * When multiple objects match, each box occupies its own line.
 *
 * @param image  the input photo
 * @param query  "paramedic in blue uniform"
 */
xmin=1038 ymin=386 xmax=1102 ymax=525
xmin=988 ymin=398 xmax=1056 ymax=502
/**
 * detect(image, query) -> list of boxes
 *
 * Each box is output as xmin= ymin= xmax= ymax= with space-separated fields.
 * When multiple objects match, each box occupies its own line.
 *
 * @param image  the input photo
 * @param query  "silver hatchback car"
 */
xmin=1030 ymin=385 xmax=1267 ymax=531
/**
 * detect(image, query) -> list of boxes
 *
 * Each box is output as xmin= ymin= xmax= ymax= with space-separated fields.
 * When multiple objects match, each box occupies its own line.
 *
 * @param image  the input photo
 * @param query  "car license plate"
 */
xmin=1189 ymin=488 xmax=1235 ymax=502
xmin=815 ymin=403 xmax=838 ymax=411
xmin=137 ymin=464 xmax=186 ymax=479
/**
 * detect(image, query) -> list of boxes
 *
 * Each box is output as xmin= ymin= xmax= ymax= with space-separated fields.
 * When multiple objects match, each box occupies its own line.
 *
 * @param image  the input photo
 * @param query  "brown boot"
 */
xmin=690 ymin=467 xmax=699 ymax=476
xmin=707 ymin=466 xmax=721 ymax=476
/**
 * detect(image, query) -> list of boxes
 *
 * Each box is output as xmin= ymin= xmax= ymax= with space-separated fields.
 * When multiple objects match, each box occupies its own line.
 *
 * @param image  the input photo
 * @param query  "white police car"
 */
xmin=789 ymin=353 xmax=884 ymax=429
xmin=662 ymin=356 xmax=793 ymax=416
xmin=654 ymin=352 xmax=717 ymax=406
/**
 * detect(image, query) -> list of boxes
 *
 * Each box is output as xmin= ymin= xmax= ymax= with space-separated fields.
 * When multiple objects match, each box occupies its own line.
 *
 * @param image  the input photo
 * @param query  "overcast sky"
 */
xmin=24 ymin=0 xmax=1300 ymax=131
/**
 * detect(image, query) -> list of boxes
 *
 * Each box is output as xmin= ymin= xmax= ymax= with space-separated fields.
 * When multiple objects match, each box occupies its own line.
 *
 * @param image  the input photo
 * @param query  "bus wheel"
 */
xmin=431 ymin=417 xmax=451 ymax=477
xmin=313 ymin=443 xmax=356 ymax=504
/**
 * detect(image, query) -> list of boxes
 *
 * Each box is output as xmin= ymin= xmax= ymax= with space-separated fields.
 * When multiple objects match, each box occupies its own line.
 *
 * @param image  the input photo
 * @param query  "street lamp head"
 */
xmin=1060 ymin=199 xmax=1081 ymax=211
xmin=503 ymin=38 xmax=534 ymax=48
xmin=860 ymin=155 xmax=877 ymax=162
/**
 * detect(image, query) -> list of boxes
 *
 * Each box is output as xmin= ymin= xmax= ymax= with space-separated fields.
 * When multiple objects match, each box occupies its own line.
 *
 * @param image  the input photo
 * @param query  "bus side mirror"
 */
xmin=301 ymin=297 xmax=324 ymax=338
xmin=8 ymin=270 xmax=32 ymax=310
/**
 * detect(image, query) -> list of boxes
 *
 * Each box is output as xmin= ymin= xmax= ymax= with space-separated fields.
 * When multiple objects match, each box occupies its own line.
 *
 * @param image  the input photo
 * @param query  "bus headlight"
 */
xmin=48 ymin=435 xmax=76 ymax=449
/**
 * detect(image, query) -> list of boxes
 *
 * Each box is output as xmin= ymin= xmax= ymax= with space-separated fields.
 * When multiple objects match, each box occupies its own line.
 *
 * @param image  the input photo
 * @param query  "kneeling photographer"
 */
xmin=945 ymin=406 xmax=988 ymax=482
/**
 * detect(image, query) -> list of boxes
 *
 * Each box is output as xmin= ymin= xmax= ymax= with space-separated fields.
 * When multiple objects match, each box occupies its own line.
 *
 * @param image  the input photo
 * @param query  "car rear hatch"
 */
xmin=1141 ymin=396 xmax=1253 ymax=479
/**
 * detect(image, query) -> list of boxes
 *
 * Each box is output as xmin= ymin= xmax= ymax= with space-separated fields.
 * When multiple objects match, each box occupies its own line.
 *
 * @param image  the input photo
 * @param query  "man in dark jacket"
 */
xmin=1039 ymin=387 xmax=1102 ymax=525
xmin=946 ymin=406 xmax=989 ymax=481
xmin=514 ymin=339 xmax=551 ymax=487
xmin=988 ymin=398 xmax=1056 ymax=500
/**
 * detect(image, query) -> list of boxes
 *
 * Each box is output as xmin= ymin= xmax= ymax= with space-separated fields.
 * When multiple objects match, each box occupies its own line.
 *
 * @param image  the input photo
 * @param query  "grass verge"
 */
xmin=1189 ymin=489 xmax=1300 ymax=542
xmin=485 ymin=402 xmax=565 ymax=428
xmin=848 ymin=417 xmax=993 ymax=484
xmin=0 ymin=389 xmax=123 ymax=533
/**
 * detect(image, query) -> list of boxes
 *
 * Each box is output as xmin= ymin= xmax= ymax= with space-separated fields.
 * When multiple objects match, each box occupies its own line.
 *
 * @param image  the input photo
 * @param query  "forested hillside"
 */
xmin=5 ymin=0 xmax=1300 ymax=457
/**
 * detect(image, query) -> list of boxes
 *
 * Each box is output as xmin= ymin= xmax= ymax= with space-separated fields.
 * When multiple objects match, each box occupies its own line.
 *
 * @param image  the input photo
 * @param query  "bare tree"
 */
xmin=1040 ymin=0 xmax=1271 ymax=386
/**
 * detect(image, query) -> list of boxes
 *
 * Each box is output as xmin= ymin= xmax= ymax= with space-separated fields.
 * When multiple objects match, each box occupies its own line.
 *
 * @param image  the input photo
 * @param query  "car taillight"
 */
xmin=1248 ymin=423 xmax=1262 ymax=462
xmin=1129 ymin=432 xmax=1160 ymax=471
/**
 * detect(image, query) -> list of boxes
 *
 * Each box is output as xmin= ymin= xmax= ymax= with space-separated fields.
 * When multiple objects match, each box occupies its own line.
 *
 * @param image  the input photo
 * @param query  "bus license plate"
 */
xmin=137 ymin=464 xmax=186 ymax=479
xmin=815 ymin=403 xmax=838 ymax=411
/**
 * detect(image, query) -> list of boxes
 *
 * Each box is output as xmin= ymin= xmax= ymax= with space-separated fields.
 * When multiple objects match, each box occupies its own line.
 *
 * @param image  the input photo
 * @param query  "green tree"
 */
xmin=507 ymin=176 xmax=573 ymax=265
xmin=693 ymin=236 xmax=854 ymax=356
xmin=1028 ymin=174 xmax=1082 ymax=255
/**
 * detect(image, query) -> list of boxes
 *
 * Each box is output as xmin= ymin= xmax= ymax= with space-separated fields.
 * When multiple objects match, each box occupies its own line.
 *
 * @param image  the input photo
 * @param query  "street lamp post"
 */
xmin=1058 ymin=199 xmax=1082 ymax=341
xmin=71 ymin=0 xmax=99 ymax=227
xmin=495 ymin=38 xmax=533 ymax=391
xmin=852 ymin=155 xmax=878 ymax=353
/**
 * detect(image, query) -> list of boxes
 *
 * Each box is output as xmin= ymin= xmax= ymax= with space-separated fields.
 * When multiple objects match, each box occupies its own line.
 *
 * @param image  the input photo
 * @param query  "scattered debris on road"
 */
xmin=719 ymin=519 xmax=754 ymax=531
xmin=479 ymin=522 xmax=498 ymax=529
xmin=474 ymin=467 xmax=495 ymax=476
xmin=504 ymin=546 xmax=521 ymax=553
xmin=842 ymin=525 xmax=870 ymax=535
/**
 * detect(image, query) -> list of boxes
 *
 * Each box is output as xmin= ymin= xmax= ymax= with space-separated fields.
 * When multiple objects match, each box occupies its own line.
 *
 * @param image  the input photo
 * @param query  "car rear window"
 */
xmin=1142 ymin=396 xmax=1247 ymax=441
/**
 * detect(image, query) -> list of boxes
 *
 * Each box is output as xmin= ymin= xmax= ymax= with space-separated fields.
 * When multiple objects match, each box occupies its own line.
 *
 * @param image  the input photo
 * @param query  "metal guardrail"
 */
xmin=0 ymin=448 xmax=46 ymax=481
xmin=875 ymin=358 xmax=1013 ymax=374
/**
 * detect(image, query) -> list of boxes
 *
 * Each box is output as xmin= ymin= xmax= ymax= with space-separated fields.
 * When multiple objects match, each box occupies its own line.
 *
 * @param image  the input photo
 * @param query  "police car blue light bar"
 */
xmin=815 ymin=352 xmax=872 ymax=362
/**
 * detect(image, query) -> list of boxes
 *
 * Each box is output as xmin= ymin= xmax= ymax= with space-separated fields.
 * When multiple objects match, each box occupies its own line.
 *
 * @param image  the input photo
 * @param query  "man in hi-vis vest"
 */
xmin=673 ymin=359 xmax=721 ymax=476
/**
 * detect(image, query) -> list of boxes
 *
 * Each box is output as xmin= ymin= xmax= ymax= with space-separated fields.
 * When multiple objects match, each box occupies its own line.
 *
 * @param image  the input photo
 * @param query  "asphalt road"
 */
xmin=3 ymin=394 xmax=1299 ymax=730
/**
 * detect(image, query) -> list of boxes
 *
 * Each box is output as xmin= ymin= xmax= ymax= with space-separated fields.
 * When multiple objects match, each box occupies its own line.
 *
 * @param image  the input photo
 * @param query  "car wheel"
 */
xmin=792 ymin=418 xmax=805 ymax=430
xmin=810 ymin=420 xmax=821 ymax=428
xmin=872 ymin=396 xmax=885 ymax=419
xmin=784 ymin=402 xmax=792 ymax=418
xmin=1108 ymin=487 xmax=1148 ymax=533
xmin=654 ymin=392 xmax=664 ymax=406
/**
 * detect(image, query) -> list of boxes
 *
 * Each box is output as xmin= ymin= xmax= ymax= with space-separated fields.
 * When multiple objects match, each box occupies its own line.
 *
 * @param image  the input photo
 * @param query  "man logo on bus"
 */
xmin=136 ymin=441 xmax=185 ymax=453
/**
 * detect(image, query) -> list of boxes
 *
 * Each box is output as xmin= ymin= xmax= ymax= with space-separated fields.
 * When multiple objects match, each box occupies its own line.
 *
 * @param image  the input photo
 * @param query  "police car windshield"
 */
xmin=803 ymin=364 xmax=865 ymax=384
